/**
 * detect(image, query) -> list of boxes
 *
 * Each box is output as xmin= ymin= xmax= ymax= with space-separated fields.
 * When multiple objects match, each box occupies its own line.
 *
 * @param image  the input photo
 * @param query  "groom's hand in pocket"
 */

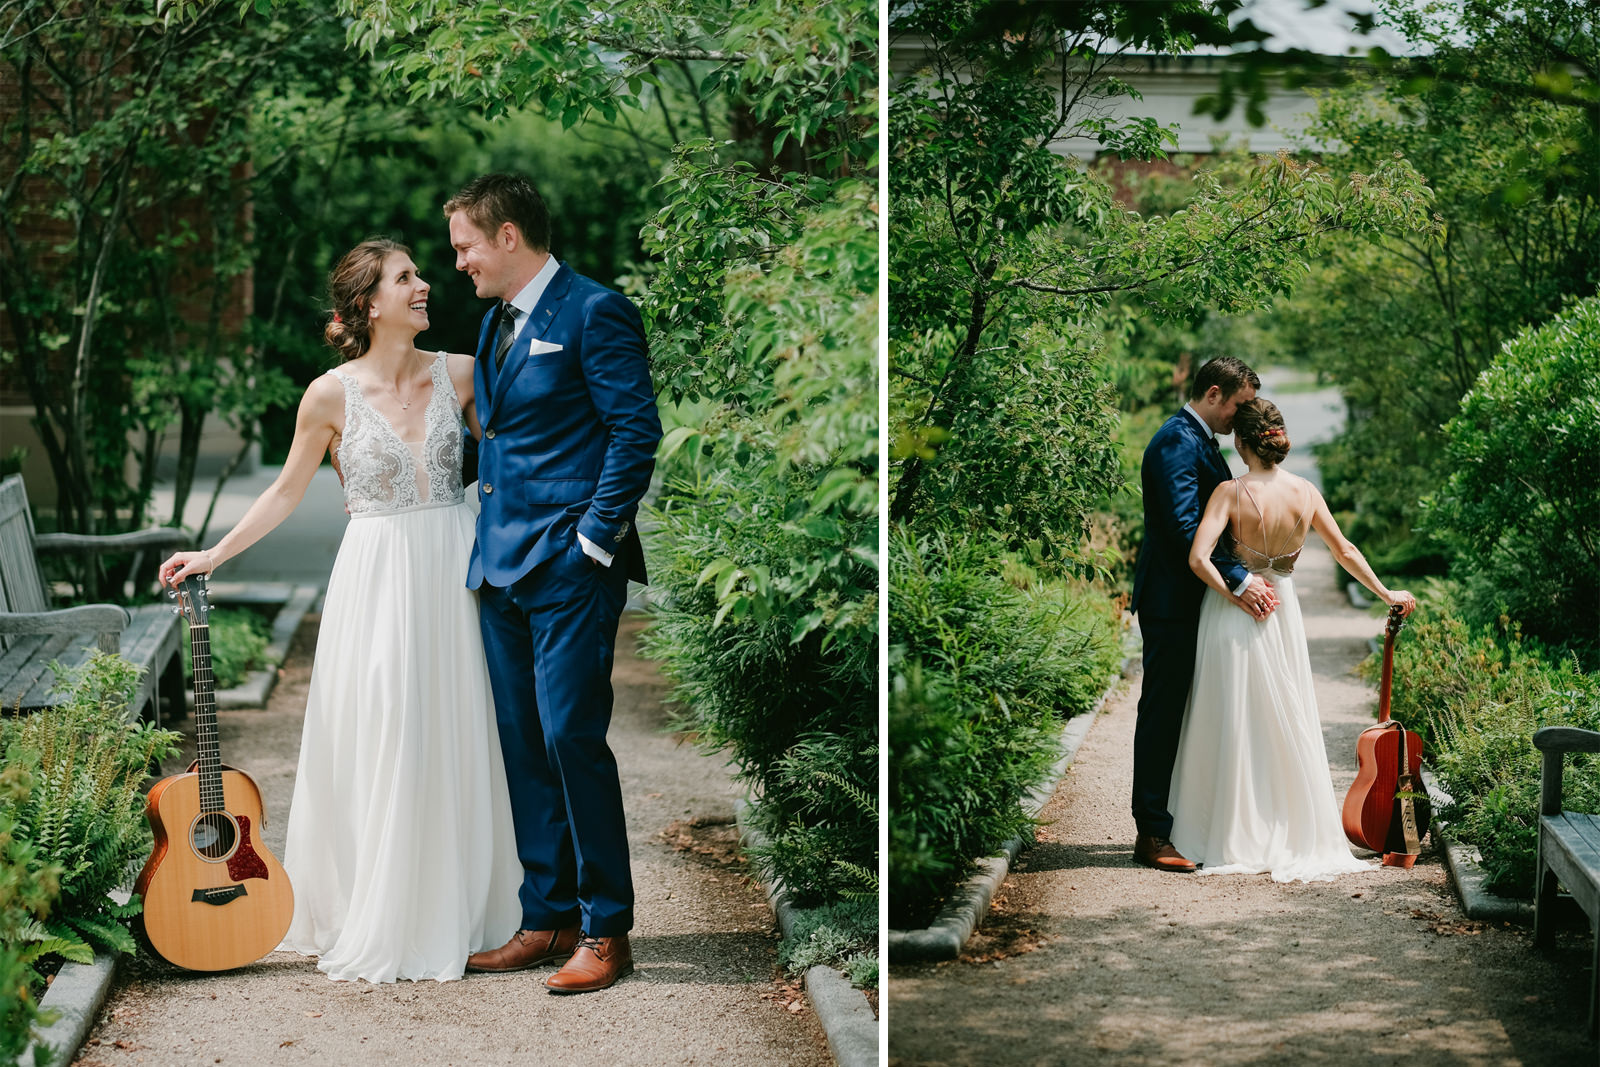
xmin=1237 ymin=578 xmax=1279 ymax=619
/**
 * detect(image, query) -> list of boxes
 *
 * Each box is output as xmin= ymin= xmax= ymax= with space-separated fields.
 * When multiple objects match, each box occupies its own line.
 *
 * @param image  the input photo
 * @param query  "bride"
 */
xmin=158 ymin=239 xmax=520 ymax=981
xmin=1168 ymin=397 xmax=1416 ymax=882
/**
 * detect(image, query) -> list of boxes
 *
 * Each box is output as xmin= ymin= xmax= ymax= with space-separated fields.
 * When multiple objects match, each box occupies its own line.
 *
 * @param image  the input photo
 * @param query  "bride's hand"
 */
xmin=1385 ymin=589 xmax=1417 ymax=617
xmin=158 ymin=550 xmax=216 ymax=589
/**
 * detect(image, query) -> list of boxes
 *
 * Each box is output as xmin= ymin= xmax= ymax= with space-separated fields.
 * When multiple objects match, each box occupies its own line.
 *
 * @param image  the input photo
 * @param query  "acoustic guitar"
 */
xmin=134 ymin=575 xmax=294 ymax=969
xmin=1341 ymin=602 xmax=1431 ymax=867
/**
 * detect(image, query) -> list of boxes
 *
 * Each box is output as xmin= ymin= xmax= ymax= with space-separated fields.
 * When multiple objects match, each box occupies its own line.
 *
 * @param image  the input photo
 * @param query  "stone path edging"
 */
xmin=23 ymin=951 xmax=119 ymax=1066
xmin=732 ymin=800 xmax=879 ymax=1067
xmin=887 ymin=650 xmax=1134 ymax=963
xmin=22 ymin=891 xmax=132 ymax=1066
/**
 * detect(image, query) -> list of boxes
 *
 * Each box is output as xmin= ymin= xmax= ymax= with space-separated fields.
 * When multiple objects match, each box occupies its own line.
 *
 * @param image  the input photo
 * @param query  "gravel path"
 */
xmin=888 ymin=542 xmax=1593 ymax=1065
xmin=75 ymin=613 xmax=830 ymax=1067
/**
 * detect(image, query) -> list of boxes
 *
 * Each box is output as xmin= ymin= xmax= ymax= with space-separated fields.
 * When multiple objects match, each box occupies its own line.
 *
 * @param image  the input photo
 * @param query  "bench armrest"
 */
xmin=34 ymin=527 xmax=191 ymax=556
xmin=1534 ymin=726 xmax=1600 ymax=816
xmin=0 ymin=605 xmax=131 ymax=652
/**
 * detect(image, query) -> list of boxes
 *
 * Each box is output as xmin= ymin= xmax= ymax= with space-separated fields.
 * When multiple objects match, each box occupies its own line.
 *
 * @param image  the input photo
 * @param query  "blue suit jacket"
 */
xmin=467 ymin=263 xmax=661 ymax=589
xmin=1130 ymin=410 xmax=1250 ymax=620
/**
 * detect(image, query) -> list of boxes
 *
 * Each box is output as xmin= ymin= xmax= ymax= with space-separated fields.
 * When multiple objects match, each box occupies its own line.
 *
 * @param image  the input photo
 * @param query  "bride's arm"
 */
xmin=445 ymin=353 xmax=483 ymax=440
xmin=157 ymin=375 xmax=343 ymax=587
xmin=1188 ymin=485 xmax=1253 ymax=612
xmin=1308 ymin=487 xmax=1416 ymax=616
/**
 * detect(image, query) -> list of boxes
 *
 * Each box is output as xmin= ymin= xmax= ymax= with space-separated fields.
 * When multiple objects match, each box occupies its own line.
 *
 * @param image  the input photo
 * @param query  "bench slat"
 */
xmin=2 ymin=632 xmax=76 ymax=711
xmin=1561 ymin=812 xmax=1600 ymax=860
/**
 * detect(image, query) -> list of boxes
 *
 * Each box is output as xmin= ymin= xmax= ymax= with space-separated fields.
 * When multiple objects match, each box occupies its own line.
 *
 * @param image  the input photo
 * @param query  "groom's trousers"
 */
xmin=477 ymin=538 xmax=634 ymax=937
xmin=1132 ymin=612 xmax=1200 ymax=840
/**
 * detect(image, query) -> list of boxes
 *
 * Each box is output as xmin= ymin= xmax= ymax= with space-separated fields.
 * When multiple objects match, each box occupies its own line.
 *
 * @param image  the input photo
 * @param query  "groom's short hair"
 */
xmin=1190 ymin=357 xmax=1260 ymax=400
xmin=443 ymin=173 xmax=552 ymax=253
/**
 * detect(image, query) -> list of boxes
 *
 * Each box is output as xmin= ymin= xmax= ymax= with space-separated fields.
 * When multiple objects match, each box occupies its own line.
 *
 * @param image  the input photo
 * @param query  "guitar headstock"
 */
xmin=169 ymin=574 xmax=212 ymax=627
xmin=1386 ymin=601 xmax=1407 ymax=639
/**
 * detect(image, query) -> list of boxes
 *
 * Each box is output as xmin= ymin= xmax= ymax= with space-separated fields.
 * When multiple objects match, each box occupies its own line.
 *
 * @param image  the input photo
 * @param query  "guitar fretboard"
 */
xmin=188 ymin=621 xmax=224 ymax=814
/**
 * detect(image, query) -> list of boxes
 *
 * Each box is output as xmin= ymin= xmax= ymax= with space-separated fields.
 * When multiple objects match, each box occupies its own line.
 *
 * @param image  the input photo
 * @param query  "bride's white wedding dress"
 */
xmin=1168 ymin=482 xmax=1370 ymax=883
xmin=279 ymin=352 xmax=520 ymax=981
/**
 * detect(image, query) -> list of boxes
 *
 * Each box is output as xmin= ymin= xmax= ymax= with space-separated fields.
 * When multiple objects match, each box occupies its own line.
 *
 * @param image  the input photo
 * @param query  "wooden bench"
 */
xmin=0 ymin=474 xmax=188 ymax=726
xmin=1533 ymin=724 xmax=1600 ymax=1040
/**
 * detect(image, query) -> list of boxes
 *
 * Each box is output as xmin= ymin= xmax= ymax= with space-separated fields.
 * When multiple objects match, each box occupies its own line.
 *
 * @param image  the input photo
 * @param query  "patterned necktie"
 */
xmin=493 ymin=302 xmax=519 ymax=369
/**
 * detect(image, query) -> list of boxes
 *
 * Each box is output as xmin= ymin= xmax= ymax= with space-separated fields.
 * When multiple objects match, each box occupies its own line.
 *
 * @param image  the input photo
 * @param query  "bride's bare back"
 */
xmin=1228 ymin=473 xmax=1318 ymax=574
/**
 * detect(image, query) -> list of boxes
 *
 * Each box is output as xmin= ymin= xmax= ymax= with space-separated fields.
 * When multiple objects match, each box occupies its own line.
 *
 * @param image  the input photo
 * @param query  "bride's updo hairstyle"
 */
xmin=1233 ymin=397 xmax=1291 ymax=468
xmin=324 ymin=238 xmax=411 ymax=362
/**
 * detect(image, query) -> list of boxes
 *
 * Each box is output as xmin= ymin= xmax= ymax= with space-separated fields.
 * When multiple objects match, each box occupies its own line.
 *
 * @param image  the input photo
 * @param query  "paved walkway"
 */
xmin=888 ymin=540 xmax=1593 ymax=1065
xmin=78 ymin=468 xmax=830 ymax=1066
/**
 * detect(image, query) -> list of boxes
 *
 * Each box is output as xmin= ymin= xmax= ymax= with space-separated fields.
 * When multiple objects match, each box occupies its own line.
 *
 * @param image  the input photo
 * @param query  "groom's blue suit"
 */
xmin=1130 ymin=408 xmax=1251 ymax=840
xmin=469 ymin=261 xmax=661 ymax=937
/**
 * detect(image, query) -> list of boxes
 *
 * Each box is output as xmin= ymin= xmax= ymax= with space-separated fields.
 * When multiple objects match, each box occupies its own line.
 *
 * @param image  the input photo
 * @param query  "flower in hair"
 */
xmin=333 ymin=312 xmax=343 ymax=324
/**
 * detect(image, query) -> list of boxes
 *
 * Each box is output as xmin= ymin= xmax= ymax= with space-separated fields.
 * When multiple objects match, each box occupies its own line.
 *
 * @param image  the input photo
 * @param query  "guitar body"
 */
xmin=1342 ymin=721 xmax=1426 ymax=853
xmin=136 ymin=762 xmax=294 ymax=971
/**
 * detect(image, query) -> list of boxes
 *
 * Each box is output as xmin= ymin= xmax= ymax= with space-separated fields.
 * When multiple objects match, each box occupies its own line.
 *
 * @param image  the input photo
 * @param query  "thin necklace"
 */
xmin=383 ymin=353 xmax=425 ymax=410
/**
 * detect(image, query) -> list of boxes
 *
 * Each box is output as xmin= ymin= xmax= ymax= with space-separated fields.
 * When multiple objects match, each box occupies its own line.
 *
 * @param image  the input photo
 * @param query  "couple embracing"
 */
xmin=1130 ymin=357 xmax=1416 ymax=881
xmin=159 ymin=174 xmax=660 ymax=990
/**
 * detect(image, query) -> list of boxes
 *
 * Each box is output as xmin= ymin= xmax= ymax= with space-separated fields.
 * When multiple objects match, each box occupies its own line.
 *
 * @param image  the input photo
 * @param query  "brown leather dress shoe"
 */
xmin=544 ymin=934 xmax=633 ymax=993
xmin=1134 ymin=833 xmax=1198 ymax=873
xmin=466 ymin=926 xmax=580 ymax=972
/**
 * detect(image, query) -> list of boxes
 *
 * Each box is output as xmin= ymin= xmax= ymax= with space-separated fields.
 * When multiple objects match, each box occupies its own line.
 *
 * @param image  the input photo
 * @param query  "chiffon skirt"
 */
xmin=1168 ymin=573 xmax=1371 ymax=883
xmin=279 ymin=501 xmax=521 ymax=981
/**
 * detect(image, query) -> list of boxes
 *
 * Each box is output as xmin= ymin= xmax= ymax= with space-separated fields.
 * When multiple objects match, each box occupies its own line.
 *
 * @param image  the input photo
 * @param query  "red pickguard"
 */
xmin=227 ymin=815 xmax=269 ymax=882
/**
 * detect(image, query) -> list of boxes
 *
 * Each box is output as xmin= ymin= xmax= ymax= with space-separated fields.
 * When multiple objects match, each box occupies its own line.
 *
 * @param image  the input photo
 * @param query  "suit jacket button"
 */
xmin=483 ymin=483 xmax=493 ymax=495
xmin=485 ymin=429 xmax=495 ymax=439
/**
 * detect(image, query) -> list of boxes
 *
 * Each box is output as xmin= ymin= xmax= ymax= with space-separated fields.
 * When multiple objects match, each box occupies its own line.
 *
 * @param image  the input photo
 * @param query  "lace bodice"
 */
xmin=330 ymin=353 xmax=463 ymax=515
xmin=1228 ymin=480 xmax=1313 ymax=576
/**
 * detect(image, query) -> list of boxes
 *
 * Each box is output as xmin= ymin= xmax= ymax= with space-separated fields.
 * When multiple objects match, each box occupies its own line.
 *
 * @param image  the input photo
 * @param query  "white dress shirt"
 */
xmin=501 ymin=256 xmax=615 ymax=569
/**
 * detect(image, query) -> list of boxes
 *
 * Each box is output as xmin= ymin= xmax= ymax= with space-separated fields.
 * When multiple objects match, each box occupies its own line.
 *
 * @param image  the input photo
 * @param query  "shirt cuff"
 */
xmin=1232 ymin=573 xmax=1254 ymax=597
xmin=577 ymin=532 xmax=614 ymax=568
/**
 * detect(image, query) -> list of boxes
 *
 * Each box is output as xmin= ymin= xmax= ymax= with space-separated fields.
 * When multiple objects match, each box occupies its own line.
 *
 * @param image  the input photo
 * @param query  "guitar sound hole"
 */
xmin=191 ymin=812 xmax=237 ymax=860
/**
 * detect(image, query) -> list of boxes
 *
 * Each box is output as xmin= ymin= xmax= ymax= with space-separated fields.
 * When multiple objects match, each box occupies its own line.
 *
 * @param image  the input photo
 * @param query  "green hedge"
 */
xmin=642 ymin=455 xmax=877 ymax=912
xmin=1424 ymin=295 xmax=1600 ymax=667
xmin=888 ymin=527 xmax=1124 ymax=927
xmin=1363 ymin=582 xmax=1600 ymax=895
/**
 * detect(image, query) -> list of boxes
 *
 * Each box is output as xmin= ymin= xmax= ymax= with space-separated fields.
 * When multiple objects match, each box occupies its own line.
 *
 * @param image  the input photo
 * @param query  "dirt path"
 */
xmin=77 ymin=614 xmax=830 ymax=1067
xmin=888 ymin=542 xmax=1592 ymax=1065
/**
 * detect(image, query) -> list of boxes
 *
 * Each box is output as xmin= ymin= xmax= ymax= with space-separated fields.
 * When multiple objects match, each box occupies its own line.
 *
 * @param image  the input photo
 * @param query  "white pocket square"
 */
xmin=526 ymin=340 xmax=564 ymax=355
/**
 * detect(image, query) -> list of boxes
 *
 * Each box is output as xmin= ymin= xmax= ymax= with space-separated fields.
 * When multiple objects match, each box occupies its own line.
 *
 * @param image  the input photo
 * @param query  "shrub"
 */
xmin=643 ymin=455 xmax=876 ymax=910
xmin=0 ymin=653 xmax=182 ymax=966
xmin=181 ymin=609 xmax=270 ymax=691
xmin=1362 ymin=583 xmax=1600 ymax=896
xmin=888 ymin=527 xmax=1124 ymax=926
xmin=1424 ymin=295 xmax=1600 ymax=667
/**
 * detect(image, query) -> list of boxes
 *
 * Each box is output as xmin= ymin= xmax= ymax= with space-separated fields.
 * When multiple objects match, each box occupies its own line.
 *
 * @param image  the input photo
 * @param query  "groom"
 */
xmin=446 ymin=174 xmax=661 ymax=991
xmin=1130 ymin=356 xmax=1277 ymax=873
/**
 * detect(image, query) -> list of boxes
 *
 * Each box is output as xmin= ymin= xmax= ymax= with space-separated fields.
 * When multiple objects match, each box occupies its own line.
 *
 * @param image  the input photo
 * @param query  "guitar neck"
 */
xmin=1377 ymin=605 xmax=1403 ymax=724
xmin=187 ymin=621 xmax=225 ymax=813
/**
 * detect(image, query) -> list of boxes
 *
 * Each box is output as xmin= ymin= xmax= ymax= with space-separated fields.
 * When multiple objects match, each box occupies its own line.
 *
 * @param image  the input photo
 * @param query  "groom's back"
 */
xmin=1131 ymin=412 xmax=1217 ymax=621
